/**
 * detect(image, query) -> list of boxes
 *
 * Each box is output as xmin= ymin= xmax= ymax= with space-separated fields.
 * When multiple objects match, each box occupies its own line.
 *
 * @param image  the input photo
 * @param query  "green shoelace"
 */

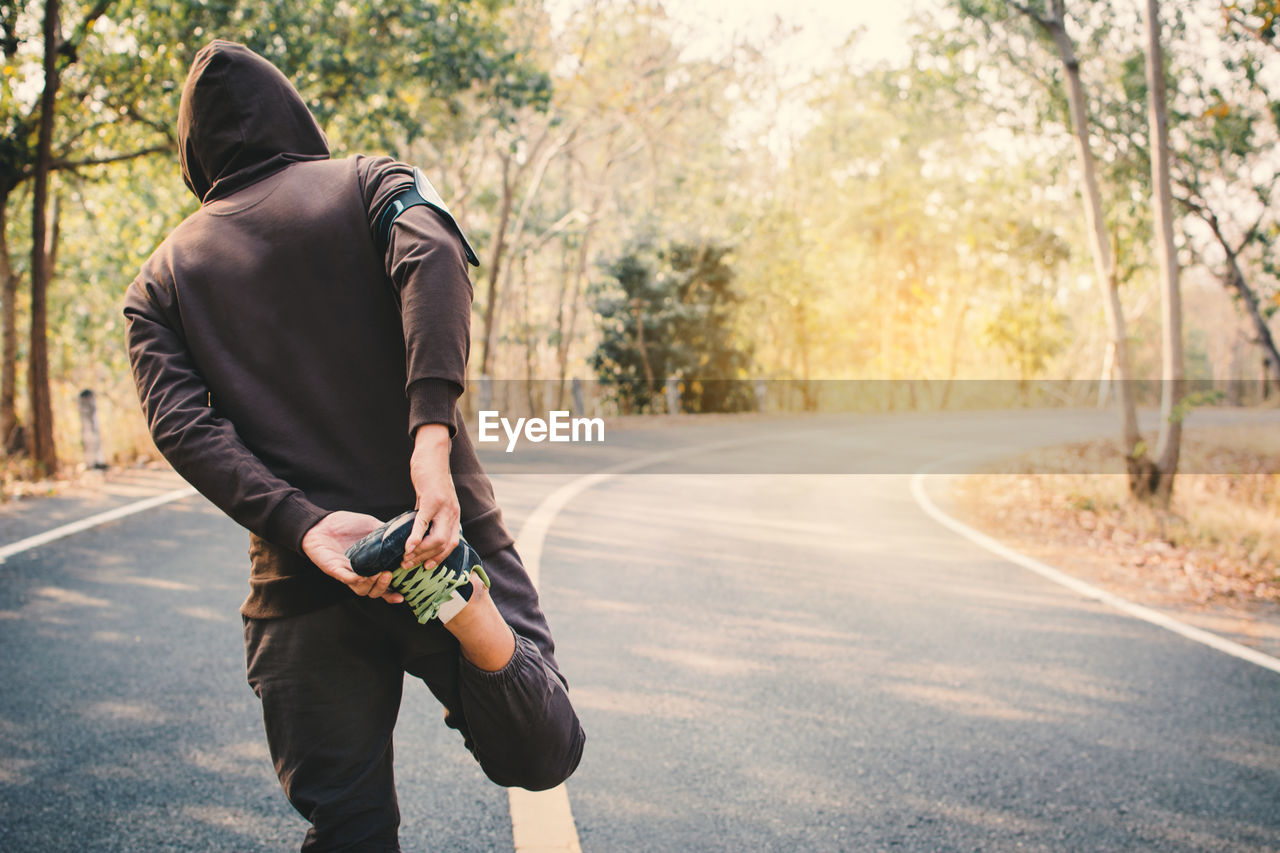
xmin=391 ymin=559 xmax=490 ymax=624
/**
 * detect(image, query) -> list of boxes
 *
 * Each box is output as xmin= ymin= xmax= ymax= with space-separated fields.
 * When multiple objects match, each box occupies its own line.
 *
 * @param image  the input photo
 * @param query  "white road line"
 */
xmin=507 ymin=435 xmax=783 ymax=853
xmin=0 ymin=486 xmax=198 ymax=563
xmin=909 ymin=468 xmax=1280 ymax=676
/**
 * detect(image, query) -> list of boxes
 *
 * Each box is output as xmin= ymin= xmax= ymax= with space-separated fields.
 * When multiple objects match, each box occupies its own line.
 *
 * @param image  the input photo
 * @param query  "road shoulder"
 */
xmin=934 ymin=472 xmax=1280 ymax=661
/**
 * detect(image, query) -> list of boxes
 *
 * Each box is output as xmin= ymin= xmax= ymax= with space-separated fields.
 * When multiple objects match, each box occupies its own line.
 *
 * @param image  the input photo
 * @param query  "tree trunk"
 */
xmin=1097 ymin=340 xmax=1114 ymax=408
xmin=1036 ymin=1 xmax=1143 ymax=474
xmin=0 ymin=19 xmax=15 ymax=452
xmin=938 ymin=266 xmax=972 ymax=411
xmin=1221 ymin=256 xmax=1280 ymax=392
xmin=1142 ymin=0 xmax=1182 ymax=507
xmin=553 ymin=155 xmax=573 ymax=411
xmin=631 ymin=297 xmax=655 ymax=406
xmin=554 ymin=219 xmax=594 ymax=398
xmin=520 ymin=255 xmax=539 ymax=416
xmin=479 ymin=152 xmax=513 ymax=379
xmin=1192 ymin=210 xmax=1280 ymax=393
xmin=490 ymin=130 xmax=571 ymax=389
xmin=0 ymin=190 xmax=21 ymax=454
xmin=28 ymin=0 xmax=60 ymax=476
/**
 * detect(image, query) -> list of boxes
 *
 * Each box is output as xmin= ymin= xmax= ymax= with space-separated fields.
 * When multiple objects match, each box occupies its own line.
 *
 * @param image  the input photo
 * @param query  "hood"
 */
xmin=178 ymin=40 xmax=329 ymax=203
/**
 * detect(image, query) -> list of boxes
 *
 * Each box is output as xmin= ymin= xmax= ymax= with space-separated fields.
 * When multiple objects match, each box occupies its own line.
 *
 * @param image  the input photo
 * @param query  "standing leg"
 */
xmin=245 ymin=602 xmax=406 ymax=852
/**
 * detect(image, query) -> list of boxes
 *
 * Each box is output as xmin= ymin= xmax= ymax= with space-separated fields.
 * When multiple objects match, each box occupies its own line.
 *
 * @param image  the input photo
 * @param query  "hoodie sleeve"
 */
xmin=123 ymin=274 xmax=331 ymax=552
xmin=358 ymin=156 xmax=471 ymax=438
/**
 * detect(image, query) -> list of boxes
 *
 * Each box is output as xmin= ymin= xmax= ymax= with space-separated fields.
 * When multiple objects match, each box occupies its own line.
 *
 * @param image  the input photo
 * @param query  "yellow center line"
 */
xmin=508 ymin=473 xmax=601 ymax=853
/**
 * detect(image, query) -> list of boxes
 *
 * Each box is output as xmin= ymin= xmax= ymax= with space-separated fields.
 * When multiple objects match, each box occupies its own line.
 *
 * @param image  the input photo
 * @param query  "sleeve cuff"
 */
xmin=264 ymin=493 xmax=332 ymax=555
xmin=407 ymin=377 xmax=462 ymax=438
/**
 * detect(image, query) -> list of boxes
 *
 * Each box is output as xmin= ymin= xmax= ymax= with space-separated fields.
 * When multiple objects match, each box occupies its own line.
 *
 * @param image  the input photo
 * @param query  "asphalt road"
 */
xmin=1 ymin=409 xmax=1278 ymax=851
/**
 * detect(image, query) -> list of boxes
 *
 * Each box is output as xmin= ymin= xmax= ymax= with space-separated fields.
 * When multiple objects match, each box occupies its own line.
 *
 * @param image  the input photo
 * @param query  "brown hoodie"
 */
xmin=124 ymin=41 xmax=512 ymax=619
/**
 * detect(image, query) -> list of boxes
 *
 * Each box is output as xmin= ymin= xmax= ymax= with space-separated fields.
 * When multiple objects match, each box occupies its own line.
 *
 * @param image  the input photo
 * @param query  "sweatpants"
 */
xmin=242 ymin=545 xmax=585 ymax=852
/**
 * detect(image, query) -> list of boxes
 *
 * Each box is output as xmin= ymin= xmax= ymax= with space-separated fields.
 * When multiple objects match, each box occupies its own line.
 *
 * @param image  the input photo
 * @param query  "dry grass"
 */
xmin=951 ymin=424 xmax=1280 ymax=608
xmin=2 ymin=378 xmax=160 ymax=502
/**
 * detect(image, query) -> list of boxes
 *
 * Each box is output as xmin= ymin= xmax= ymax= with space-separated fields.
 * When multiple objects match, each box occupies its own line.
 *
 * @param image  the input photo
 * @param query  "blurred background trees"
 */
xmin=0 ymin=0 xmax=1276 ymax=504
xmin=590 ymin=237 xmax=752 ymax=413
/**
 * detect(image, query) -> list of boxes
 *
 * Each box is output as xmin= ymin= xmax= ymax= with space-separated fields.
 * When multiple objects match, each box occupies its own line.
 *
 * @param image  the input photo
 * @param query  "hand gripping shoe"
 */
xmin=345 ymin=510 xmax=490 ymax=624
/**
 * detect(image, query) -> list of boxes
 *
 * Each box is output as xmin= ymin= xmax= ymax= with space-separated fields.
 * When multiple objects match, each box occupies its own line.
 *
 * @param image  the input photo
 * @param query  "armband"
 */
xmin=374 ymin=167 xmax=479 ymax=267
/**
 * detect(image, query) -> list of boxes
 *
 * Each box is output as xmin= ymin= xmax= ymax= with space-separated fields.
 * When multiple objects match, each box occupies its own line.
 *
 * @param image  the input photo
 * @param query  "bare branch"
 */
xmin=51 ymin=144 xmax=171 ymax=171
xmin=66 ymin=0 xmax=113 ymax=52
xmin=17 ymin=143 xmax=172 ymax=179
xmin=1 ymin=1 xmax=19 ymax=59
xmin=1006 ymin=0 xmax=1056 ymax=33
xmin=21 ymin=0 xmax=114 ymax=127
xmin=1237 ymin=209 xmax=1267 ymax=255
xmin=1224 ymin=8 xmax=1280 ymax=56
xmin=1172 ymin=184 xmax=1205 ymax=221
xmin=995 ymin=37 xmax=1061 ymax=102
xmin=1174 ymin=173 xmax=1267 ymax=257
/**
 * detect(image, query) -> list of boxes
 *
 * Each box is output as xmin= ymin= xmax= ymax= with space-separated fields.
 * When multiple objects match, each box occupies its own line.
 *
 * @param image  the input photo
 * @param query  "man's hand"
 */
xmin=403 ymin=423 xmax=460 ymax=570
xmin=302 ymin=511 xmax=404 ymax=603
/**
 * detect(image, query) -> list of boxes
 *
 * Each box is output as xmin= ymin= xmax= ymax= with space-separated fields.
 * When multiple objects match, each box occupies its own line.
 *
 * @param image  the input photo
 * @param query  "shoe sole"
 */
xmin=346 ymin=510 xmax=418 ymax=576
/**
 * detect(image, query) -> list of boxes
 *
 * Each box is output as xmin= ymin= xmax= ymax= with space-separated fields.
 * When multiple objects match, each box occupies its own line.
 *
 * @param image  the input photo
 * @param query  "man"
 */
xmin=124 ymin=40 xmax=584 ymax=851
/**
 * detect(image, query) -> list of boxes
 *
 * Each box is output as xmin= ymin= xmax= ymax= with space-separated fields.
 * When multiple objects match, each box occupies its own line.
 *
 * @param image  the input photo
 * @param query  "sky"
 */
xmin=665 ymin=0 xmax=928 ymax=153
xmin=548 ymin=0 xmax=925 ymax=78
xmin=661 ymin=0 xmax=921 ymax=75
xmin=543 ymin=0 xmax=930 ymax=157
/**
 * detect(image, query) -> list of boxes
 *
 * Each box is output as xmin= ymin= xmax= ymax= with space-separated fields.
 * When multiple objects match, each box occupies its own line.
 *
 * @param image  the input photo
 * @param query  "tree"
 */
xmin=2 ymin=0 xmax=124 ymax=462
xmin=590 ymin=238 xmax=754 ymax=413
xmin=1223 ymin=0 xmax=1280 ymax=54
xmin=449 ymin=0 xmax=744 ymax=408
xmin=27 ymin=0 xmax=66 ymax=474
xmin=0 ymin=0 xmax=548 ymax=471
xmin=957 ymin=0 xmax=1187 ymax=504
xmin=1137 ymin=0 xmax=1183 ymax=504
xmin=731 ymin=35 xmax=1086 ymax=413
xmin=982 ymin=297 xmax=1068 ymax=388
xmin=1170 ymin=4 xmax=1280 ymax=392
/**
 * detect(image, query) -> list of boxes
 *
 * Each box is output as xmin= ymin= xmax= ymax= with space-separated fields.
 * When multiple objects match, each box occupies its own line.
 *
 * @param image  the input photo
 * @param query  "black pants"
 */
xmin=243 ymin=545 xmax=585 ymax=852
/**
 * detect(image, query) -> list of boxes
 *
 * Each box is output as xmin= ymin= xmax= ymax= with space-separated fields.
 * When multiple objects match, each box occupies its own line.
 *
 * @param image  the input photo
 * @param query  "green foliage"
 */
xmin=981 ymin=294 xmax=1068 ymax=383
xmin=1168 ymin=388 xmax=1226 ymax=425
xmin=0 ymin=0 xmax=549 ymax=202
xmin=1 ymin=0 xmax=1276 ymax=472
xmin=949 ymin=0 xmax=1156 ymax=278
xmin=101 ymin=0 xmax=550 ymax=154
xmin=51 ymin=155 xmax=191 ymax=381
xmin=590 ymin=238 xmax=754 ymax=414
xmin=0 ymin=0 xmax=555 ymax=469
xmin=1173 ymin=2 xmax=1280 ymax=335
xmin=1224 ymin=0 xmax=1280 ymax=48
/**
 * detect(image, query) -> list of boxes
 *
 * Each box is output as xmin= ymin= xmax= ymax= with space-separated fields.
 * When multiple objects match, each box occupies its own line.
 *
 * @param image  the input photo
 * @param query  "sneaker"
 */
xmin=345 ymin=510 xmax=490 ymax=624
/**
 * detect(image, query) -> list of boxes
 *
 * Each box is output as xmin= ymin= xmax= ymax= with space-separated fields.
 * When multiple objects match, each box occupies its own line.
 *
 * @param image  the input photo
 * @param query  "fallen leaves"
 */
xmin=950 ymin=427 xmax=1280 ymax=610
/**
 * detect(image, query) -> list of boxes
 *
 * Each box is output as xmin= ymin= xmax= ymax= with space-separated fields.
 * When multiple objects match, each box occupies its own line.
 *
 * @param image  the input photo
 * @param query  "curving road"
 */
xmin=1 ymin=409 xmax=1277 ymax=852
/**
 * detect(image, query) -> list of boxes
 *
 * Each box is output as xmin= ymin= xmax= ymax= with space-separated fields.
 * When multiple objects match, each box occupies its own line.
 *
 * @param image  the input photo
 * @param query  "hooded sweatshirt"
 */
xmin=124 ymin=41 xmax=512 ymax=619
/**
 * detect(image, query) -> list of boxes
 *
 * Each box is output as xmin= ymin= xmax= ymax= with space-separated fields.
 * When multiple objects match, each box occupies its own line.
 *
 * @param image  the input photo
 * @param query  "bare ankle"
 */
xmin=444 ymin=574 xmax=516 ymax=671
